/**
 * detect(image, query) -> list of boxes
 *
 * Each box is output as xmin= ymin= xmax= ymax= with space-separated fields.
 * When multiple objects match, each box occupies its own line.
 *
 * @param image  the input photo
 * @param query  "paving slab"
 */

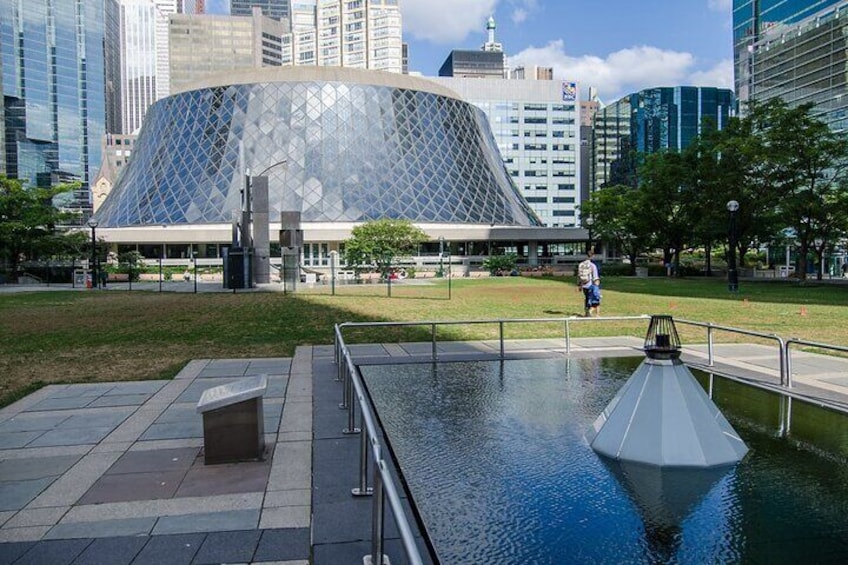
xmin=0 ymin=541 xmax=34 ymax=565
xmin=45 ymin=516 xmax=155 ymax=539
xmin=10 ymin=537 xmax=91 ymax=565
xmin=77 ymin=470 xmax=185 ymax=504
xmin=4 ymin=507 xmax=68 ymax=529
xmin=0 ymin=478 xmax=55 ymax=512
xmin=129 ymin=532 xmax=205 ymax=565
xmin=0 ymin=454 xmax=81 ymax=481
xmin=152 ymin=508 xmax=260 ymax=535
xmin=252 ymin=528 xmax=311 ymax=563
xmin=68 ymin=535 xmax=147 ymax=565
xmin=191 ymin=529 xmax=262 ymax=564
xmin=105 ymin=447 xmax=199 ymax=475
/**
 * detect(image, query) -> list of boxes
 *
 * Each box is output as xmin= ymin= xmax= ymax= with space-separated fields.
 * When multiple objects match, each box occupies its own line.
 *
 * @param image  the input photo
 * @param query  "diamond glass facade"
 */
xmin=95 ymin=74 xmax=543 ymax=228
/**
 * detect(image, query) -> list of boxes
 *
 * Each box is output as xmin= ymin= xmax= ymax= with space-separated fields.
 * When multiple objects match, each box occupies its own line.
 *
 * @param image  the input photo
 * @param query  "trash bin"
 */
xmin=635 ymin=267 xmax=649 ymax=278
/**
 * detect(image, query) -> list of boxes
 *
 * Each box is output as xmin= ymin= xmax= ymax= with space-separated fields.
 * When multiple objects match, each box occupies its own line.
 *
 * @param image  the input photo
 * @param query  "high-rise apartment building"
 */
xmin=434 ymin=77 xmax=581 ymax=227
xmin=170 ymin=0 xmax=402 ymax=89
xmin=118 ymin=0 xmax=177 ymax=134
xmin=231 ymin=0 xmax=289 ymax=20
xmin=0 ymin=0 xmax=107 ymax=217
xmin=180 ymin=0 xmax=205 ymax=13
xmin=740 ymin=0 xmax=848 ymax=132
xmin=592 ymin=87 xmax=735 ymax=191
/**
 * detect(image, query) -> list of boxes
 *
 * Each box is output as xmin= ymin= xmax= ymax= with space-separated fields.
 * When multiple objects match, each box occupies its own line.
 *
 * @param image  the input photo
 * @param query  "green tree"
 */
xmin=756 ymin=99 xmax=848 ymax=281
xmin=343 ymin=219 xmax=428 ymax=277
xmin=580 ymin=185 xmax=650 ymax=275
xmin=0 ymin=176 xmax=82 ymax=281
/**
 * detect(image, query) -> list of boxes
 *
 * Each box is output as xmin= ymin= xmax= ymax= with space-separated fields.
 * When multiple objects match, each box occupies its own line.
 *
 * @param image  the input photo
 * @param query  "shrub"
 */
xmin=483 ymin=254 xmax=518 ymax=275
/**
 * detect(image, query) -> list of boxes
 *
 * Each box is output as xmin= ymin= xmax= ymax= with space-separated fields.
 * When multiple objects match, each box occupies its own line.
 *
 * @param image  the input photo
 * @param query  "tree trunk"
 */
xmin=705 ymin=241 xmax=713 ymax=277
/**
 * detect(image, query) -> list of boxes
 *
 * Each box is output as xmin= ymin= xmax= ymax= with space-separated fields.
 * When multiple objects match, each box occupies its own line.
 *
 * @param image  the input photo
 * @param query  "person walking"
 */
xmin=576 ymin=250 xmax=600 ymax=317
xmin=586 ymin=277 xmax=602 ymax=317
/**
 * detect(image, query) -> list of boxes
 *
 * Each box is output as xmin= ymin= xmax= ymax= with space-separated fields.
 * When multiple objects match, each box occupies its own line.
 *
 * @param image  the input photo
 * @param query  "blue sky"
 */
xmin=206 ymin=0 xmax=734 ymax=103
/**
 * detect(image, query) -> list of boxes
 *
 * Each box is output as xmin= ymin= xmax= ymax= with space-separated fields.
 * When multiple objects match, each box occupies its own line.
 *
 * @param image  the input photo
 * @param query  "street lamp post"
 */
xmin=88 ymin=218 xmax=98 ymax=289
xmin=585 ymin=216 xmax=594 ymax=254
xmin=727 ymin=200 xmax=739 ymax=292
xmin=438 ymin=236 xmax=445 ymax=278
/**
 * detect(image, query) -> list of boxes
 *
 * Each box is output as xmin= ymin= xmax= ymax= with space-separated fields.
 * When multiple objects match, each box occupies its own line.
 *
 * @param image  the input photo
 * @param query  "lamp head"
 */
xmin=726 ymin=200 xmax=739 ymax=213
xmin=88 ymin=218 xmax=99 ymax=229
xmin=585 ymin=217 xmax=594 ymax=226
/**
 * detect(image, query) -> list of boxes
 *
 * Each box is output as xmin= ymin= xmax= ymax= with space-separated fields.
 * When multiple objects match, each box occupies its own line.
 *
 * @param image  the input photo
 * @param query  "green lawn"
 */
xmin=2 ymin=276 xmax=846 ymax=408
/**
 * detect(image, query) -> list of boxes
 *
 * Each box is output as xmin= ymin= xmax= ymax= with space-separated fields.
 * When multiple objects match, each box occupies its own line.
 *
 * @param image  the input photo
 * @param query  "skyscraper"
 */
xmin=737 ymin=0 xmax=848 ymax=132
xmin=230 ymin=0 xmax=290 ymax=20
xmin=592 ymin=87 xmax=735 ymax=190
xmin=733 ymin=0 xmax=842 ymax=103
xmin=117 ymin=0 xmax=177 ymax=134
xmin=439 ymin=16 xmax=506 ymax=78
xmin=0 ymin=0 xmax=107 ymax=217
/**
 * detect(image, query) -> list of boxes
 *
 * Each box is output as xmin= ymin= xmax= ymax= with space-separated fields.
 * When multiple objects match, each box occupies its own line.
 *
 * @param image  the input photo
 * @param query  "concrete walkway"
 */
xmin=2 ymin=338 xmax=847 ymax=564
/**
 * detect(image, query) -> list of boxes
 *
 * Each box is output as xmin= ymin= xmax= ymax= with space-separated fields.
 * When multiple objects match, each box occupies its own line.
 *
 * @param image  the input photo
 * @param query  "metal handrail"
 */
xmin=335 ymin=324 xmax=426 ymax=565
xmin=674 ymin=318 xmax=788 ymax=386
xmin=337 ymin=315 xmax=651 ymax=362
xmin=786 ymin=338 xmax=848 ymax=390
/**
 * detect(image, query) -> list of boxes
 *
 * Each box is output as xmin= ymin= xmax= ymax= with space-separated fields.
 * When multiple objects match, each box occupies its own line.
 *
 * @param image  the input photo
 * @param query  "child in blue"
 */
xmin=586 ymin=278 xmax=601 ymax=317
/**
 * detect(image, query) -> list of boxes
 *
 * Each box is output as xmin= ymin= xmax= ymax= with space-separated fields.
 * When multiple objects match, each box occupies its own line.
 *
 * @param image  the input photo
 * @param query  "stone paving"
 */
xmin=2 ymin=337 xmax=848 ymax=564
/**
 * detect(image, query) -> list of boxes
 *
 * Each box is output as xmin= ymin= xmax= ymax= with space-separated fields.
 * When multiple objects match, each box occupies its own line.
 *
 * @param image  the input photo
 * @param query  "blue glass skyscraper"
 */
xmin=0 ymin=0 xmax=107 ymax=218
xmin=592 ymin=87 xmax=735 ymax=190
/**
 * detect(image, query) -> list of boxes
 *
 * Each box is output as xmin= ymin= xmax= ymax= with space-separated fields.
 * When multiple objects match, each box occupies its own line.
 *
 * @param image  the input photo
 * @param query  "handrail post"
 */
xmin=343 ymin=365 xmax=360 ymax=434
xmin=352 ymin=411 xmax=372 ymax=496
xmin=499 ymin=321 xmax=505 ymax=359
xmin=431 ymin=323 xmax=437 ymax=361
xmin=339 ymin=360 xmax=349 ymax=409
xmin=367 ymin=460 xmax=386 ymax=565
xmin=785 ymin=340 xmax=794 ymax=389
xmin=707 ymin=324 xmax=714 ymax=367
xmin=565 ymin=319 xmax=571 ymax=355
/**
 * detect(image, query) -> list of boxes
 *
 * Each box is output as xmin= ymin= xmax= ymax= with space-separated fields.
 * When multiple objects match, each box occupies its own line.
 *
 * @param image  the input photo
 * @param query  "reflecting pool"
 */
xmin=360 ymin=357 xmax=848 ymax=564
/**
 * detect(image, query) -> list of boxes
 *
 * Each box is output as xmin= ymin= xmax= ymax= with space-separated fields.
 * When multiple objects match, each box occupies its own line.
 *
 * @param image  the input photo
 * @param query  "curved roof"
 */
xmin=95 ymin=71 xmax=542 ymax=228
xmin=174 ymin=65 xmax=463 ymax=100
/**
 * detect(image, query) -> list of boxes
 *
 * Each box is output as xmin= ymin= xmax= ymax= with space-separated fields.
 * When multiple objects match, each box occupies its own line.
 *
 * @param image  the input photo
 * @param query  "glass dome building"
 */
xmin=96 ymin=66 xmax=542 ymax=228
xmin=94 ymin=67 xmax=586 ymax=267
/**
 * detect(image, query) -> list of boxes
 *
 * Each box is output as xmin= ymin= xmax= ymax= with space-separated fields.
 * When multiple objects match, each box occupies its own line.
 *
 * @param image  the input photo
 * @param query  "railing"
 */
xmin=334 ymin=324 xmax=427 ymax=565
xmin=786 ymin=338 xmax=848 ymax=389
xmin=674 ymin=319 xmax=788 ymax=385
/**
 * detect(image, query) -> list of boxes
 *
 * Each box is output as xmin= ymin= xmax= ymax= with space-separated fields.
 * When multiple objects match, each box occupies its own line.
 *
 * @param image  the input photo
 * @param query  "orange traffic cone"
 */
xmin=799 ymin=306 xmax=808 ymax=317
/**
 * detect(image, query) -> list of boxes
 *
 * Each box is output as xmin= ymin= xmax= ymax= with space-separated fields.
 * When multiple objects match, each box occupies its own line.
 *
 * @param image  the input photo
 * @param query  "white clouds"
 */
xmin=509 ymin=40 xmax=733 ymax=102
xmin=511 ymin=8 xmax=528 ymax=24
xmin=689 ymin=58 xmax=734 ymax=90
xmin=401 ymin=0 xmax=497 ymax=44
xmin=707 ymin=0 xmax=732 ymax=12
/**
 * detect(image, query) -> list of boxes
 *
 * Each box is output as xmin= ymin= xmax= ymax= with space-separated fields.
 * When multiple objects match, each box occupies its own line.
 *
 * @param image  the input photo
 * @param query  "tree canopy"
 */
xmin=343 ymin=219 xmax=429 ymax=275
xmin=0 ymin=176 xmax=86 ymax=280
xmin=584 ymin=99 xmax=848 ymax=281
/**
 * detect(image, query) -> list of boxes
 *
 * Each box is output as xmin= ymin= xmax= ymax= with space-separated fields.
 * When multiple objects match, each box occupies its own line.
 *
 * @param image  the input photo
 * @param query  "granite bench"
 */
xmin=196 ymin=374 xmax=267 ymax=464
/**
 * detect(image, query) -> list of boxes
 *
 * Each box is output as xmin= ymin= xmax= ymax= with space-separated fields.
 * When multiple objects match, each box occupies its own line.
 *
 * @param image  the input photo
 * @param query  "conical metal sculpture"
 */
xmin=587 ymin=315 xmax=748 ymax=467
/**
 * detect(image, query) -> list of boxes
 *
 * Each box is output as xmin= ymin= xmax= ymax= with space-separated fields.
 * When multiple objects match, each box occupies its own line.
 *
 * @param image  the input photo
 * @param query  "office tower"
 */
xmin=439 ymin=17 xmax=506 ymax=78
xmin=170 ymin=0 xmax=402 ymax=88
xmin=169 ymin=10 xmax=289 ymax=92
xmin=434 ymin=77 xmax=581 ymax=227
xmin=592 ymin=87 xmax=735 ymax=191
xmin=0 ymin=0 xmax=107 ymax=217
xmin=733 ymin=0 xmax=841 ymax=102
xmin=118 ymin=0 xmax=178 ymax=134
xmin=741 ymin=1 xmax=848 ymax=131
xmin=580 ymin=88 xmax=600 ymax=207
xmin=231 ymin=0 xmax=290 ymax=20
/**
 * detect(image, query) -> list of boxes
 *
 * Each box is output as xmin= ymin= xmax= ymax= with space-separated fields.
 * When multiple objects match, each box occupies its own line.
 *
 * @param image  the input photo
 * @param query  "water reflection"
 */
xmin=361 ymin=358 xmax=848 ymax=563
